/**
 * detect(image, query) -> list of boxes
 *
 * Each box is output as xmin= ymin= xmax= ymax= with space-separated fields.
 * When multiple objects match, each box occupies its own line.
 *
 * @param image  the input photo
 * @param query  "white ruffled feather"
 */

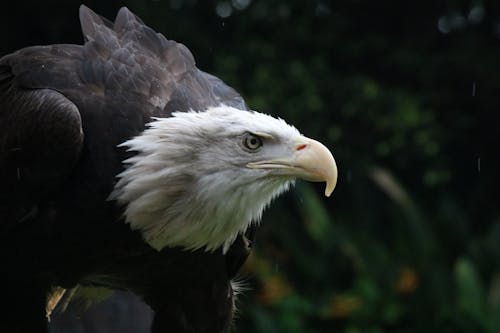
xmin=110 ymin=105 xmax=299 ymax=252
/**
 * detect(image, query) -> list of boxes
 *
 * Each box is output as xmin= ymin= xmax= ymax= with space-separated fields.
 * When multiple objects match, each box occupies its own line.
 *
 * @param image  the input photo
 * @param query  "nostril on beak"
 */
xmin=296 ymin=144 xmax=307 ymax=151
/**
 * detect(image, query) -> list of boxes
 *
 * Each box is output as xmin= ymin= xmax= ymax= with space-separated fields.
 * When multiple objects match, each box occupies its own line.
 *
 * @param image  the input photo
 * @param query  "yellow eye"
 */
xmin=243 ymin=133 xmax=263 ymax=151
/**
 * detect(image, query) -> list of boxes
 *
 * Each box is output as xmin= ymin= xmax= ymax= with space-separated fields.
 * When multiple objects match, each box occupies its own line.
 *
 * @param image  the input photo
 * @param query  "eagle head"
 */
xmin=111 ymin=105 xmax=337 ymax=253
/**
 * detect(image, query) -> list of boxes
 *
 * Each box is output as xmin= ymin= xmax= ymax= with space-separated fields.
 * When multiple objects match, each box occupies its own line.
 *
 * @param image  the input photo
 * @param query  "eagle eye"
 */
xmin=242 ymin=133 xmax=263 ymax=151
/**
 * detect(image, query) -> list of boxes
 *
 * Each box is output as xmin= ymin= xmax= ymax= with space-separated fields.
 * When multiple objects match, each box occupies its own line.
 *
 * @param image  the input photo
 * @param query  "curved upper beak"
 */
xmin=247 ymin=136 xmax=338 ymax=197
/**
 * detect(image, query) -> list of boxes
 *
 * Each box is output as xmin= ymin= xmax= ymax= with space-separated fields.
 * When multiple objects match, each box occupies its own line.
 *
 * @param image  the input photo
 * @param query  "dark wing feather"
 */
xmin=0 ymin=64 xmax=83 ymax=230
xmin=77 ymin=5 xmax=247 ymax=114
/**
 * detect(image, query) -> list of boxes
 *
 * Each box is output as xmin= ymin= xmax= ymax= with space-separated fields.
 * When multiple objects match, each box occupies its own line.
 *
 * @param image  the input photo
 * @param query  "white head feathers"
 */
xmin=110 ymin=105 xmax=300 ymax=253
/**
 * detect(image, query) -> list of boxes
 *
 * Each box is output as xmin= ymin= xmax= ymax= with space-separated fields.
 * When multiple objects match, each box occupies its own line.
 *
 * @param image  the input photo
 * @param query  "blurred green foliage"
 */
xmin=2 ymin=0 xmax=498 ymax=332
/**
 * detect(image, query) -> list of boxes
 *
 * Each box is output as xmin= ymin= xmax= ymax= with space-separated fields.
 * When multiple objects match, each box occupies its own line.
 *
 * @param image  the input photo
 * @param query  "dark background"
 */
xmin=1 ymin=0 xmax=498 ymax=332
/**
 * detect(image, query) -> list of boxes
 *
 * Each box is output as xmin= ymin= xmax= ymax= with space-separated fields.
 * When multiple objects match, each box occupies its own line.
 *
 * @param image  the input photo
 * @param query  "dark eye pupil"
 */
xmin=244 ymin=134 xmax=262 ymax=150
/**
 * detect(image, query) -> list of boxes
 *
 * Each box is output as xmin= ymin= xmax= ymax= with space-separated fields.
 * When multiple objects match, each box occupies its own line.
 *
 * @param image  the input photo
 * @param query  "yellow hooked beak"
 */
xmin=247 ymin=136 xmax=338 ymax=197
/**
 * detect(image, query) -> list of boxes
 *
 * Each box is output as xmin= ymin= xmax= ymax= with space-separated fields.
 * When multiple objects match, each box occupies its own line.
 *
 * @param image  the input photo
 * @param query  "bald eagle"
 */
xmin=0 ymin=5 xmax=337 ymax=333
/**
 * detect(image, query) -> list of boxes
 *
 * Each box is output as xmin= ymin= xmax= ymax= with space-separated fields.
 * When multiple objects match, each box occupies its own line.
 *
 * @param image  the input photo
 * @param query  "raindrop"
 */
xmin=477 ymin=157 xmax=480 ymax=173
xmin=216 ymin=2 xmax=233 ymax=18
xmin=232 ymin=0 xmax=251 ymax=11
xmin=438 ymin=17 xmax=451 ymax=34
xmin=472 ymin=81 xmax=476 ymax=97
xmin=438 ymin=12 xmax=467 ymax=34
xmin=316 ymin=3 xmax=331 ymax=17
xmin=468 ymin=6 xmax=485 ymax=24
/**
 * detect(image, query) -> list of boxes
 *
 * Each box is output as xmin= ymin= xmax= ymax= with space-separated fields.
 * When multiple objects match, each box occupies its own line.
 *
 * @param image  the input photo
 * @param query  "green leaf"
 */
xmin=454 ymin=257 xmax=489 ymax=328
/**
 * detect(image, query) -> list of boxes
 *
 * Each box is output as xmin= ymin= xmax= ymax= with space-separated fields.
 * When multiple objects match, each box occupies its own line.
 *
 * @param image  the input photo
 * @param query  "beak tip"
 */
xmin=324 ymin=157 xmax=338 ymax=198
xmin=324 ymin=181 xmax=336 ymax=197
